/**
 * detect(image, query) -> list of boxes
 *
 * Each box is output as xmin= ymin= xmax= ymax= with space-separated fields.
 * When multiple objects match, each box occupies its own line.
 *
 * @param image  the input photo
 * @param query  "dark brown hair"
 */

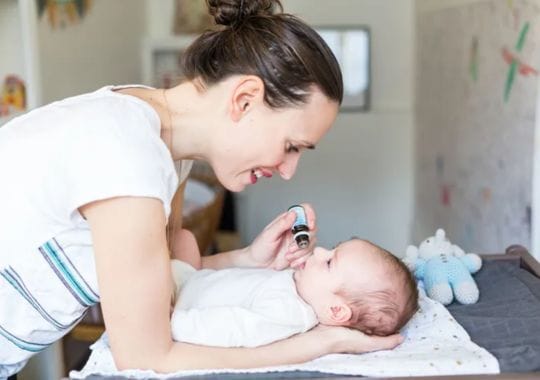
xmin=181 ymin=0 xmax=343 ymax=108
xmin=339 ymin=240 xmax=419 ymax=336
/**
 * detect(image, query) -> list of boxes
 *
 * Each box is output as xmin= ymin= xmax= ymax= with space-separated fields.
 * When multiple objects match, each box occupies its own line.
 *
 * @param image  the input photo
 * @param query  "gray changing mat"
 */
xmin=448 ymin=259 xmax=540 ymax=372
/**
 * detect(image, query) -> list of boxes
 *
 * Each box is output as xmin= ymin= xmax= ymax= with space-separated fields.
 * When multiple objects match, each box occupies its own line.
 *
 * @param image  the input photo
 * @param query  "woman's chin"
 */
xmin=223 ymin=180 xmax=246 ymax=193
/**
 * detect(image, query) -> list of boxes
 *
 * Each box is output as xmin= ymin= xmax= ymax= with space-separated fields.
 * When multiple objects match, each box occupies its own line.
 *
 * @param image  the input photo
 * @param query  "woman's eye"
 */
xmin=286 ymin=144 xmax=300 ymax=153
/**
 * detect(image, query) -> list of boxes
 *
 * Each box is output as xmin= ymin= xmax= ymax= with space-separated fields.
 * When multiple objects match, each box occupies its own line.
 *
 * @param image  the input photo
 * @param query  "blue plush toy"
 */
xmin=403 ymin=228 xmax=482 ymax=305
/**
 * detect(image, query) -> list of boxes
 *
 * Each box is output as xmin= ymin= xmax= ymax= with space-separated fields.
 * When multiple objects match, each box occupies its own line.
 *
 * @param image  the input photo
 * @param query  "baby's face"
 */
xmin=293 ymin=239 xmax=391 ymax=325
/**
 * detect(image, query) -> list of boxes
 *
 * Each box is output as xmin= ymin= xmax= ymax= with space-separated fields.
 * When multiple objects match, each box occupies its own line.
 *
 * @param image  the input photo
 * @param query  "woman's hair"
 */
xmin=182 ymin=0 xmax=343 ymax=108
xmin=338 ymin=241 xmax=419 ymax=336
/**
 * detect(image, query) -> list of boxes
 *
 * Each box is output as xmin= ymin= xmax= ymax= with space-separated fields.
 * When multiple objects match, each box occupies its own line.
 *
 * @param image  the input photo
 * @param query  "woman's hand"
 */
xmin=247 ymin=203 xmax=317 ymax=270
xmin=312 ymin=324 xmax=404 ymax=354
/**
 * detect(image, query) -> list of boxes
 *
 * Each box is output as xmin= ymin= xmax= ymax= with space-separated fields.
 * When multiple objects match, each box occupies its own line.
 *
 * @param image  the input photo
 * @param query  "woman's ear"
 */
xmin=230 ymin=75 xmax=265 ymax=122
xmin=330 ymin=302 xmax=352 ymax=325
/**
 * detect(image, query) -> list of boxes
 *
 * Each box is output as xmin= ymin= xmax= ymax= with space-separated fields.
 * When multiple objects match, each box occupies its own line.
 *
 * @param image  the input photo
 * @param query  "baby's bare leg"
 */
xmin=171 ymin=229 xmax=202 ymax=269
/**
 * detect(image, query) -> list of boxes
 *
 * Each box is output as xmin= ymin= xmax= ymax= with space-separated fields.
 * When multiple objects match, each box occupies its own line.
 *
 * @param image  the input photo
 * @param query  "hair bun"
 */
xmin=207 ymin=0 xmax=282 ymax=27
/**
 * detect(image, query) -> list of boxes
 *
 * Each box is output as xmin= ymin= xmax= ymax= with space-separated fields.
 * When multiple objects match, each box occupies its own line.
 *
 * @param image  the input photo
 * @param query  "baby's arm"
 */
xmin=171 ymin=228 xmax=202 ymax=269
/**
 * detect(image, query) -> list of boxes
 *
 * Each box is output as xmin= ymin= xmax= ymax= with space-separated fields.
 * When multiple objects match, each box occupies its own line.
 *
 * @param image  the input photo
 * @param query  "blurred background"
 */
xmin=1 ymin=0 xmax=539 ymax=378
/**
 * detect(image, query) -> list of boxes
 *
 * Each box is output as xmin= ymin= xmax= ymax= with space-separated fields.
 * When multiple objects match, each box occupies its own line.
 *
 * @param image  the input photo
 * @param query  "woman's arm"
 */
xmin=81 ymin=197 xmax=402 ymax=372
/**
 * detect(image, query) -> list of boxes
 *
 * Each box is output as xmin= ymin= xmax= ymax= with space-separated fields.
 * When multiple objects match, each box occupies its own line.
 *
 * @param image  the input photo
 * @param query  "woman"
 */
xmin=0 ymin=0 xmax=402 ymax=376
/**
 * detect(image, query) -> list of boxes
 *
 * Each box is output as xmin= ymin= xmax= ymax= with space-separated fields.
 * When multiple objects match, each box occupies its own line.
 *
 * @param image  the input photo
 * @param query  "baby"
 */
xmin=170 ymin=230 xmax=418 ymax=348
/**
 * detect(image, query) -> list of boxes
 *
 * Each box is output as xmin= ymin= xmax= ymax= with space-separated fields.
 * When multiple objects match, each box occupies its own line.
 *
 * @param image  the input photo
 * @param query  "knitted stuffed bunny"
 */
xmin=403 ymin=229 xmax=482 ymax=305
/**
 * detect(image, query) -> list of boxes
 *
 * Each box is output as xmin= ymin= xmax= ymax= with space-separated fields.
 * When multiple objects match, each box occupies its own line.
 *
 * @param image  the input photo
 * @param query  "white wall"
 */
xmin=415 ymin=0 xmax=540 ymax=260
xmin=416 ymin=0 xmax=490 ymax=12
xmin=533 ymin=76 xmax=540 ymax=261
xmin=38 ymin=0 xmax=146 ymax=104
xmin=146 ymin=0 xmax=416 ymax=254
xmin=0 ymin=1 xmax=26 ymax=101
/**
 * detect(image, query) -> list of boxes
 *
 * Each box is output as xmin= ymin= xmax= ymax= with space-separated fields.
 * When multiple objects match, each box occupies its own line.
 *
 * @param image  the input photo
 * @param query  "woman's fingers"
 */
xmin=313 ymin=325 xmax=404 ymax=354
xmin=299 ymin=202 xmax=316 ymax=230
xmin=264 ymin=211 xmax=296 ymax=239
xmin=361 ymin=334 xmax=404 ymax=352
xmin=286 ymin=221 xmax=317 ymax=267
xmin=289 ymin=253 xmax=310 ymax=269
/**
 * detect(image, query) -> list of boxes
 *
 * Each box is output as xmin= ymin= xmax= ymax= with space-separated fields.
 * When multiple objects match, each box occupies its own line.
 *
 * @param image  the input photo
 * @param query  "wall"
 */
xmin=38 ymin=0 xmax=146 ymax=104
xmin=413 ymin=0 xmax=540 ymax=257
xmin=0 ymin=1 xmax=25 ymax=102
xmin=146 ymin=0 xmax=415 ymax=254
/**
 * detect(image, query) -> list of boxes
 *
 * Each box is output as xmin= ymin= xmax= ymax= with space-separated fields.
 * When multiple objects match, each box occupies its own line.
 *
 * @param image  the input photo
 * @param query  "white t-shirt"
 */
xmin=171 ymin=261 xmax=318 ymax=348
xmin=0 ymin=86 xmax=180 ymax=376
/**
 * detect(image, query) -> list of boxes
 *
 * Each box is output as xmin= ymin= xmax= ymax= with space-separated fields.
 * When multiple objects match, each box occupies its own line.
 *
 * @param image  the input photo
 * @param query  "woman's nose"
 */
xmin=278 ymin=154 xmax=300 ymax=180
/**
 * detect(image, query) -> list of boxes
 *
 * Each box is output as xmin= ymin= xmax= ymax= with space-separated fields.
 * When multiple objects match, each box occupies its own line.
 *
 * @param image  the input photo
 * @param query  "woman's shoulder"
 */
xmin=63 ymin=85 xmax=160 ymax=135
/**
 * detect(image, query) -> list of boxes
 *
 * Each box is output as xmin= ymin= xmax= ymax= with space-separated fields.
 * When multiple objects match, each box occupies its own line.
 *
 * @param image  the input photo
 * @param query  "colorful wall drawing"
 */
xmin=502 ymin=22 xmax=538 ymax=102
xmin=414 ymin=0 xmax=540 ymax=253
xmin=0 ymin=75 xmax=26 ymax=117
xmin=37 ymin=0 xmax=92 ymax=29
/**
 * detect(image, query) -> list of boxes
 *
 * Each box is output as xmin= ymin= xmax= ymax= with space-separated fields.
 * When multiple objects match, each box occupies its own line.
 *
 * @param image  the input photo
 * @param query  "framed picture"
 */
xmin=316 ymin=26 xmax=371 ymax=112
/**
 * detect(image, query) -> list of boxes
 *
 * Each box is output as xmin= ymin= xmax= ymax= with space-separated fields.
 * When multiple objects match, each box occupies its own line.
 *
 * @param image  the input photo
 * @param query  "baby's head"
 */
xmin=294 ymin=238 xmax=418 ymax=336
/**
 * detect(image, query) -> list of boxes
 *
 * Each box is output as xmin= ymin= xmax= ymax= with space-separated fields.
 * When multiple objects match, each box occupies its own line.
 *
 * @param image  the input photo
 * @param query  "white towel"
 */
xmin=70 ymin=289 xmax=499 ymax=378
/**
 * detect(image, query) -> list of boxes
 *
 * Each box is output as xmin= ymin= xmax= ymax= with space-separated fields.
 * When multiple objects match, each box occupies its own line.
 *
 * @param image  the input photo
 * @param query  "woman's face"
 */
xmin=211 ymin=88 xmax=339 ymax=192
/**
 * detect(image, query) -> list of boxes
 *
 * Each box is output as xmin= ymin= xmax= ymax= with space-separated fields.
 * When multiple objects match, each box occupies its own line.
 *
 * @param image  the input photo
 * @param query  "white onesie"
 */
xmin=171 ymin=260 xmax=318 ymax=348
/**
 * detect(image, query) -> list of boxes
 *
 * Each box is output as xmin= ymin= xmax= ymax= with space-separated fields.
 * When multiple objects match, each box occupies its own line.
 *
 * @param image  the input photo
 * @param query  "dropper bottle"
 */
xmin=288 ymin=205 xmax=310 ymax=249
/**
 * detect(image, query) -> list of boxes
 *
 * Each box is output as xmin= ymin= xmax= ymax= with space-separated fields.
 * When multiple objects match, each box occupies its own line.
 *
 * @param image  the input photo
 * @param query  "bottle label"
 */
xmin=289 ymin=205 xmax=307 ymax=227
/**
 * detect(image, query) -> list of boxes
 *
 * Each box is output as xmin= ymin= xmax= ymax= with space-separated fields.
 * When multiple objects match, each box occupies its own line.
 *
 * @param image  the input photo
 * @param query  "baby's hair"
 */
xmin=338 ymin=239 xmax=419 ymax=336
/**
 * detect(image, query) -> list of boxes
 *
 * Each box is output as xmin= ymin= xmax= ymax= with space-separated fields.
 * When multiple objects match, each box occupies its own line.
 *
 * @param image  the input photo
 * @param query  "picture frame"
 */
xmin=316 ymin=26 xmax=371 ymax=112
xmin=142 ymin=36 xmax=196 ymax=89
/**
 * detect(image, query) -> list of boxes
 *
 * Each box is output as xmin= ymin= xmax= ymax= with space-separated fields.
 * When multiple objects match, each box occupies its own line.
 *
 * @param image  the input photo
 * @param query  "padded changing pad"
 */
xmin=71 ymin=289 xmax=498 ymax=379
xmin=448 ymin=259 xmax=540 ymax=372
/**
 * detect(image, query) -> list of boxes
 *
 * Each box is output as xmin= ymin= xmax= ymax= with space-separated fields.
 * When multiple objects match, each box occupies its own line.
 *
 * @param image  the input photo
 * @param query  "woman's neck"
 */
xmin=118 ymin=83 xmax=215 ymax=162
xmin=162 ymin=82 xmax=214 ymax=161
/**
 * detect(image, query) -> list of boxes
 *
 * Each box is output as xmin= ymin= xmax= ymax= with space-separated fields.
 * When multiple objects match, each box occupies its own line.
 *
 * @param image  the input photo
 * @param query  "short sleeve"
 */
xmin=60 ymin=99 xmax=178 ymax=222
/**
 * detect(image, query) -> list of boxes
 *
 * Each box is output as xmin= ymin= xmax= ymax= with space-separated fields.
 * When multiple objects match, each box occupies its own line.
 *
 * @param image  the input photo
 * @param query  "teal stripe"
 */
xmin=51 ymin=238 xmax=99 ymax=301
xmin=42 ymin=242 xmax=95 ymax=306
xmin=0 ymin=324 xmax=48 ymax=353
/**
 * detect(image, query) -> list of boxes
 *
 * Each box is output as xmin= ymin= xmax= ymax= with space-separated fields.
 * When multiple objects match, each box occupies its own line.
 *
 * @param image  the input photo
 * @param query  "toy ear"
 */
xmin=435 ymin=229 xmax=445 ymax=241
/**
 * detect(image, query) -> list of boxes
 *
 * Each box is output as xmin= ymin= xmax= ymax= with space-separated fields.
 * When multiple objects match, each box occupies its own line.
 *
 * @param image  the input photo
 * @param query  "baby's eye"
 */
xmin=327 ymin=259 xmax=332 ymax=268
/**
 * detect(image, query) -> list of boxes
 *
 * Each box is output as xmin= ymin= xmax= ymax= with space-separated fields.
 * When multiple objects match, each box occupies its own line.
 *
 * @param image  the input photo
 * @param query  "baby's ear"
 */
xmin=330 ymin=303 xmax=352 ymax=324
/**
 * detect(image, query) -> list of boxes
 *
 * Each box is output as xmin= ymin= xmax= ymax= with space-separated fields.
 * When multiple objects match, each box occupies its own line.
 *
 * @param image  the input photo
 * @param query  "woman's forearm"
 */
xmin=201 ymin=246 xmax=255 ymax=269
xmin=153 ymin=330 xmax=332 ymax=373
